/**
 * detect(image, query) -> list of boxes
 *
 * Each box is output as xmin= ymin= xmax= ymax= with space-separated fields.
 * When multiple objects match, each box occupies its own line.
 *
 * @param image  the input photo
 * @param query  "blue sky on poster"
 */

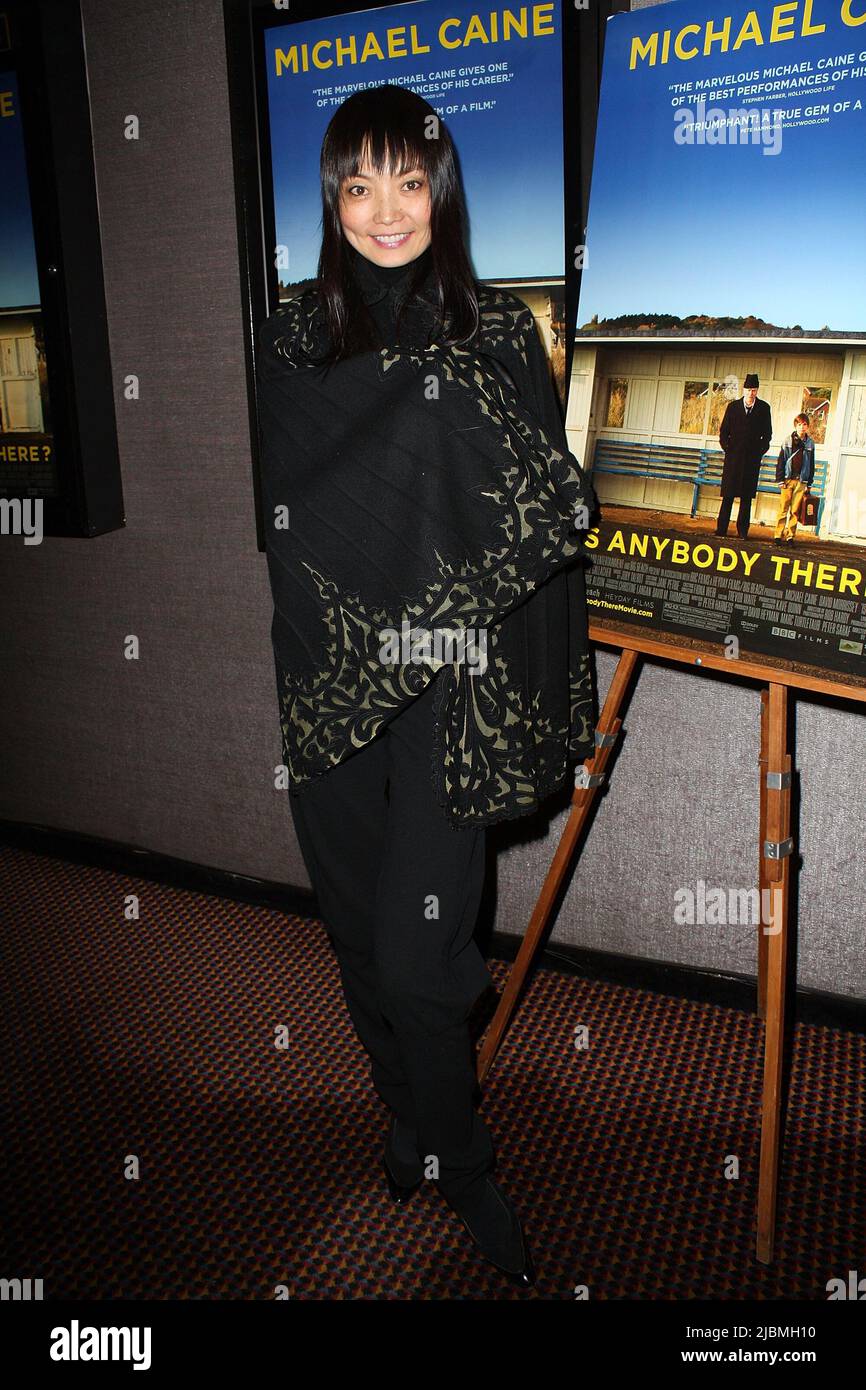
xmin=262 ymin=0 xmax=565 ymax=282
xmin=577 ymin=0 xmax=866 ymax=333
xmin=0 ymin=71 xmax=41 ymax=309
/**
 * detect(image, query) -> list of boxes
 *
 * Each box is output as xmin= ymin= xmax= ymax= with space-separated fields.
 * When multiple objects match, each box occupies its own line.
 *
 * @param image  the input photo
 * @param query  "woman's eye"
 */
xmin=345 ymin=180 xmax=424 ymax=196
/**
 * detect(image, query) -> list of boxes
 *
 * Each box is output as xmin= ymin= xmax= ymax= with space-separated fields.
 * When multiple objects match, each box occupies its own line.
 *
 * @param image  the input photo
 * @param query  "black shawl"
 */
xmin=257 ymin=270 xmax=597 ymax=827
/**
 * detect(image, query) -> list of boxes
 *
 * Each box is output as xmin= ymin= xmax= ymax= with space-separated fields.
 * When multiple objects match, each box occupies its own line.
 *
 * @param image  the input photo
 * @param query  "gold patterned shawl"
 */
xmin=257 ymin=279 xmax=596 ymax=826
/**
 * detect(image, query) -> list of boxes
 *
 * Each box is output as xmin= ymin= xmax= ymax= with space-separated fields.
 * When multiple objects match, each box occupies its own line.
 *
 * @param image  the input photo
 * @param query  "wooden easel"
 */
xmin=476 ymin=627 xmax=863 ymax=1264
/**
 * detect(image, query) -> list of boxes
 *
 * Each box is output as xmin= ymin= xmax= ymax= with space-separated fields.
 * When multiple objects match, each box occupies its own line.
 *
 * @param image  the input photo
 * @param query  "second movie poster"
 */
xmin=575 ymin=0 xmax=866 ymax=687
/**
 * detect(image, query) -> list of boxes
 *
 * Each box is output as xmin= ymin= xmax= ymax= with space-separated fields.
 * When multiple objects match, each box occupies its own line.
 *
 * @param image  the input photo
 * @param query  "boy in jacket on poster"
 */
xmin=774 ymin=413 xmax=815 ymax=543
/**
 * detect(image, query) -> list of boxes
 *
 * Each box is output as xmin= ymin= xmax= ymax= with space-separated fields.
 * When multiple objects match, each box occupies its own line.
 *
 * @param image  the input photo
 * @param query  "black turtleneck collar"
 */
xmin=347 ymin=240 xmax=434 ymax=305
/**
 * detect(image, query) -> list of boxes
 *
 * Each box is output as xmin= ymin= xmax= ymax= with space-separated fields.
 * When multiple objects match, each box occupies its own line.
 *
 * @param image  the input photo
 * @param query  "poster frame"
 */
xmin=223 ymin=0 xmax=591 ymax=552
xmin=0 ymin=0 xmax=123 ymax=538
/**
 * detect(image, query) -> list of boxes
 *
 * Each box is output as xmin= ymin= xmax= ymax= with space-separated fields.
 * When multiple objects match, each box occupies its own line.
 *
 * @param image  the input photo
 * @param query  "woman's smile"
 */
xmin=369 ymin=232 xmax=414 ymax=249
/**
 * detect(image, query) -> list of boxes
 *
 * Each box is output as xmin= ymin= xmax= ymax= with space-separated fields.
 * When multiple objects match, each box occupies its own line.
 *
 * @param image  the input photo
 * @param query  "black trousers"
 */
xmin=287 ymin=673 xmax=496 ymax=1198
xmin=715 ymin=493 xmax=753 ymax=537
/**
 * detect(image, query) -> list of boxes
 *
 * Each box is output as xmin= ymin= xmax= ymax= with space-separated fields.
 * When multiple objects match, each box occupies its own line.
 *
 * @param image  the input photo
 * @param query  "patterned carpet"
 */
xmin=1 ymin=842 xmax=863 ymax=1301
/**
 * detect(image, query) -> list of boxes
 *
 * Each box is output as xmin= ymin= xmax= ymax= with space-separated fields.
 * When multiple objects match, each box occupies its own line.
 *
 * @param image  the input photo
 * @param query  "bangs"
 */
xmin=337 ymin=127 xmax=432 ymax=183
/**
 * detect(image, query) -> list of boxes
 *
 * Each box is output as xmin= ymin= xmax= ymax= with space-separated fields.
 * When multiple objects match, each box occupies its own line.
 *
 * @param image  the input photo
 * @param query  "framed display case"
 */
xmin=0 ymin=0 xmax=123 ymax=538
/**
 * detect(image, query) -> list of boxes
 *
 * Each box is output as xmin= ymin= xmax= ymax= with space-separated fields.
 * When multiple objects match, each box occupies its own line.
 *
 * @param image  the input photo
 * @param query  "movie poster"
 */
xmin=255 ymin=0 xmax=570 ymax=393
xmin=573 ymin=0 xmax=866 ymax=685
xmin=0 ymin=60 xmax=56 ymax=499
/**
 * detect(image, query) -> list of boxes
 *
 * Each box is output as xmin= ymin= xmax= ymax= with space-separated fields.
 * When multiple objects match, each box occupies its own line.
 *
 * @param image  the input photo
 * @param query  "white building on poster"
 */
xmin=563 ymin=343 xmax=866 ymax=545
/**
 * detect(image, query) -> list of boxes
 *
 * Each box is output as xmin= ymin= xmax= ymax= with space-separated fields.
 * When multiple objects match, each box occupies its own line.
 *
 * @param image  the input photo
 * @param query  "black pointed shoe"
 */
xmin=439 ymin=1174 xmax=536 ymax=1288
xmin=382 ymin=1114 xmax=424 ymax=1205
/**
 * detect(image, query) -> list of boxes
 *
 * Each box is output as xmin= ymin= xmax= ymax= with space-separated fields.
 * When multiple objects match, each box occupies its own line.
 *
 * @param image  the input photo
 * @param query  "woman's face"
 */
xmin=339 ymin=159 xmax=432 ymax=266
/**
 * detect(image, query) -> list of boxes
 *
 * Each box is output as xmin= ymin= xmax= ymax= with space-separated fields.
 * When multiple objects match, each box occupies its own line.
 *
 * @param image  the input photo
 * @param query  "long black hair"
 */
xmin=315 ymin=84 xmax=481 ymax=364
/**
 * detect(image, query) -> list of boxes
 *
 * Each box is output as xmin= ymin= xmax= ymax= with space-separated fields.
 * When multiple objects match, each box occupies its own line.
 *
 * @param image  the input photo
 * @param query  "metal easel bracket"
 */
xmin=574 ymin=726 xmax=618 ymax=788
xmin=574 ymin=765 xmax=605 ymax=790
xmin=764 ymin=836 xmax=794 ymax=860
xmin=765 ymin=770 xmax=792 ymax=790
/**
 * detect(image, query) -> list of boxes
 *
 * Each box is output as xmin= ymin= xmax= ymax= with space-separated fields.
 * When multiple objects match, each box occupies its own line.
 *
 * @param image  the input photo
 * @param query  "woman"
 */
xmin=257 ymin=84 xmax=597 ymax=1290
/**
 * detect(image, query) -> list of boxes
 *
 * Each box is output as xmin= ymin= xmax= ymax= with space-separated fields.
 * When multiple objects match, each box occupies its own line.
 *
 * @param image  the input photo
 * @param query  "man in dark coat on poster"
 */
xmin=715 ymin=373 xmax=773 ymax=538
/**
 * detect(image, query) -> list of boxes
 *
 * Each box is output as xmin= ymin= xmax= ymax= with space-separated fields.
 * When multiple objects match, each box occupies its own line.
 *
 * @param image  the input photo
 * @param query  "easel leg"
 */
xmin=756 ymin=682 xmax=792 ymax=1265
xmin=757 ymin=690 xmax=769 ymax=1020
xmin=476 ymin=648 xmax=640 ymax=1086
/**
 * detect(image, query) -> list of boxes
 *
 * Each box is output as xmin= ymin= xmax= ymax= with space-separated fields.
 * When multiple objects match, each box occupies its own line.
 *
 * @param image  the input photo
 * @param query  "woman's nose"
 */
xmin=373 ymin=198 xmax=404 ymax=225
